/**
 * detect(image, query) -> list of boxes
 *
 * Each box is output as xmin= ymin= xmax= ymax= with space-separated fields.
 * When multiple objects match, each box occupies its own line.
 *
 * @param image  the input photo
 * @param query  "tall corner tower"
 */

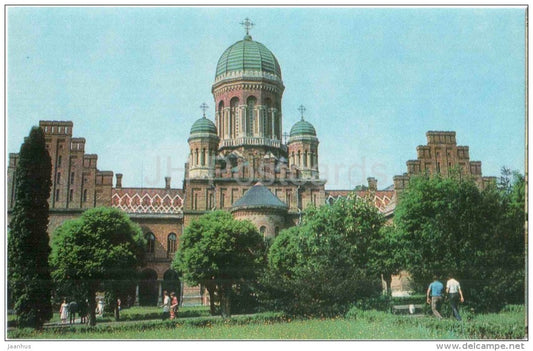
xmin=211 ymin=18 xmax=286 ymax=158
xmin=287 ymin=106 xmax=320 ymax=179
xmin=187 ymin=105 xmax=220 ymax=179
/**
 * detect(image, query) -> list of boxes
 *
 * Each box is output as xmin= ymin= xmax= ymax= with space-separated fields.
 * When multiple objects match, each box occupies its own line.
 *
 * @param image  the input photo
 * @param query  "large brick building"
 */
xmin=7 ymin=21 xmax=494 ymax=305
xmin=393 ymin=131 xmax=496 ymax=192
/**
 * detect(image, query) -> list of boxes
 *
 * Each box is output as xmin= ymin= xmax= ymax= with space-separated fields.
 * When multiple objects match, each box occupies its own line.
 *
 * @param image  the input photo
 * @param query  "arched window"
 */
xmin=145 ymin=232 xmax=156 ymax=253
xmin=264 ymin=98 xmax=273 ymax=138
xmin=230 ymin=97 xmax=239 ymax=138
xmin=259 ymin=226 xmax=266 ymax=235
xmin=246 ymin=96 xmax=256 ymax=136
xmin=83 ymin=189 xmax=88 ymax=202
xmin=167 ymin=233 xmax=177 ymax=257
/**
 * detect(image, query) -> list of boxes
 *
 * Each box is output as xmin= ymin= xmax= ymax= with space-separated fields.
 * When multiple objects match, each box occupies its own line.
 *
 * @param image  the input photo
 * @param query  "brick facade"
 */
xmin=7 ymin=30 xmax=500 ymax=306
xmin=393 ymin=131 xmax=497 ymax=193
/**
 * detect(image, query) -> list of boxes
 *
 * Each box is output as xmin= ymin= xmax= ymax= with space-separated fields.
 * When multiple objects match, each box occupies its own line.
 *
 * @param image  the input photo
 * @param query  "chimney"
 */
xmin=116 ymin=173 xmax=123 ymax=189
xmin=165 ymin=176 xmax=171 ymax=189
xmin=367 ymin=177 xmax=377 ymax=191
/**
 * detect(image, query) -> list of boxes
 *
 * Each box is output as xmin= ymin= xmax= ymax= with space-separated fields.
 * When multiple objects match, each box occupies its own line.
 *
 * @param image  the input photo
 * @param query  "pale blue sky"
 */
xmin=7 ymin=6 xmax=526 ymax=190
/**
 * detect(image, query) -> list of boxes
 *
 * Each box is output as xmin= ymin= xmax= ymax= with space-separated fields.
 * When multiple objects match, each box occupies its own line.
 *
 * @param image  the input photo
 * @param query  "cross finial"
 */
xmin=298 ymin=105 xmax=306 ymax=120
xmin=200 ymin=102 xmax=209 ymax=118
xmin=240 ymin=17 xmax=254 ymax=36
xmin=282 ymin=132 xmax=289 ymax=144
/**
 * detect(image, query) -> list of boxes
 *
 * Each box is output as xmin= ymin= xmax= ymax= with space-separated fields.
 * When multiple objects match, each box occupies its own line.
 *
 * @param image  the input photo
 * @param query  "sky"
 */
xmin=6 ymin=6 xmax=526 ymax=190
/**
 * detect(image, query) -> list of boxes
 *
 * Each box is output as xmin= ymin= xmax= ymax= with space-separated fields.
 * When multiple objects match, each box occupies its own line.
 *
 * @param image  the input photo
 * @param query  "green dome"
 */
xmin=190 ymin=117 xmax=217 ymax=135
xmin=290 ymin=119 xmax=317 ymax=137
xmin=215 ymin=36 xmax=282 ymax=79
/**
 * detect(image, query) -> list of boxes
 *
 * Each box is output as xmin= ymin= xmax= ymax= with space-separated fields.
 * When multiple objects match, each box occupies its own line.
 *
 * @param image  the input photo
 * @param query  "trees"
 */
xmin=393 ymin=172 xmax=525 ymax=312
xmin=8 ymin=127 xmax=53 ymax=329
xmin=49 ymin=207 xmax=145 ymax=326
xmin=367 ymin=224 xmax=405 ymax=296
xmin=172 ymin=211 xmax=265 ymax=318
xmin=262 ymin=195 xmax=385 ymax=316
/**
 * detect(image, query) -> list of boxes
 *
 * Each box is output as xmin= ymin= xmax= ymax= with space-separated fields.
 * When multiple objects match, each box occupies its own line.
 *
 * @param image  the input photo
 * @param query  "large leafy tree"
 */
xmin=172 ymin=211 xmax=265 ymax=318
xmin=262 ymin=195 xmax=385 ymax=316
xmin=368 ymin=224 xmax=406 ymax=296
xmin=8 ymin=127 xmax=53 ymax=329
xmin=49 ymin=207 xmax=145 ymax=326
xmin=394 ymin=172 xmax=525 ymax=312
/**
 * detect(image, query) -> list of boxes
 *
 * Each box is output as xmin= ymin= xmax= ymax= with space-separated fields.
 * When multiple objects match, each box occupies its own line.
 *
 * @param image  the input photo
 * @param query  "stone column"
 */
xmin=135 ymin=284 xmax=140 ymax=306
xmin=240 ymin=105 xmax=247 ymax=137
xmin=270 ymin=109 xmax=276 ymax=139
xmin=157 ymin=281 xmax=163 ymax=305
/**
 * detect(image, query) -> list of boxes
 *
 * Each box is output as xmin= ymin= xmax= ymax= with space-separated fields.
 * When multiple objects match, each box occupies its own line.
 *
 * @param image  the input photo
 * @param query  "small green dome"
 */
xmin=190 ymin=117 xmax=217 ymax=135
xmin=215 ymin=36 xmax=282 ymax=79
xmin=290 ymin=119 xmax=317 ymax=137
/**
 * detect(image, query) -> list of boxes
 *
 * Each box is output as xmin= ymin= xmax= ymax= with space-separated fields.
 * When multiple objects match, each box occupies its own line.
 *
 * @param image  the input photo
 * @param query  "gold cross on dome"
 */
xmin=200 ymin=102 xmax=209 ymax=118
xmin=298 ymin=105 xmax=306 ymax=120
xmin=240 ymin=17 xmax=254 ymax=36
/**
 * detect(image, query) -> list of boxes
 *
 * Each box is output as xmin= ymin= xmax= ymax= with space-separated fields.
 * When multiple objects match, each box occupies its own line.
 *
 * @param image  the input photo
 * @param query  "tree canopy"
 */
xmin=261 ymin=195 xmax=385 ymax=316
xmin=393 ymin=172 xmax=525 ymax=312
xmin=49 ymin=207 xmax=145 ymax=325
xmin=8 ymin=126 xmax=53 ymax=329
xmin=172 ymin=211 xmax=265 ymax=318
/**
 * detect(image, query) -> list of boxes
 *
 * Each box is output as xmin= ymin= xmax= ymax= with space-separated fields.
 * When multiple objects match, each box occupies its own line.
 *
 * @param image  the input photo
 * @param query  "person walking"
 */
xmin=68 ymin=300 xmax=78 ymax=324
xmin=170 ymin=292 xmax=178 ymax=320
xmin=161 ymin=290 xmax=171 ymax=320
xmin=426 ymin=275 xmax=444 ymax=319
xmin=97 ymin=298 xmax=105 ymax=317
xmin=59 ymin=299 xmax=69 ymax=324
xmin=446 ymin=274 xmax=464 ymax=321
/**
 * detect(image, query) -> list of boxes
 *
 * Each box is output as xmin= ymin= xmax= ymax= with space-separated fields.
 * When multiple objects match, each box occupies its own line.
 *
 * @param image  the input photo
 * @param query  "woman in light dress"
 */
xmin=59 ymin=299 xmax=68 ymax=324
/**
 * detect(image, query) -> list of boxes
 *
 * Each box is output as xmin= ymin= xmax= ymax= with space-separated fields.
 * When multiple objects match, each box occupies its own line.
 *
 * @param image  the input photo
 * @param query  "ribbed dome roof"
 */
xmin=190 ymin=117 xmax=217 ymax=135
xmin=215 ymin=35 xmax=282 ymax=79
xmin=231 ymin=183 xmax=288 ymax=211
xmin=290 ymin=119 xmax=317 ymax=137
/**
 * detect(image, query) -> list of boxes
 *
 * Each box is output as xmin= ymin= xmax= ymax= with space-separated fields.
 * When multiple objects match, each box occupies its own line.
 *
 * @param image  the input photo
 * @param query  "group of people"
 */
xmin=161 ymin=290 xmax=179 ymax=320
xmin=59 ymin=299 xmax=88 ymax=324
xmin=426 ymin=274 xmax=464 ymax=321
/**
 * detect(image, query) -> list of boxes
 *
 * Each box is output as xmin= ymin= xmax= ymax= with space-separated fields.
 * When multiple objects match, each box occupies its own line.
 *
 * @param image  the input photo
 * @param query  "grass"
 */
xmin=7 ymin=305 xmax=526 ymax=340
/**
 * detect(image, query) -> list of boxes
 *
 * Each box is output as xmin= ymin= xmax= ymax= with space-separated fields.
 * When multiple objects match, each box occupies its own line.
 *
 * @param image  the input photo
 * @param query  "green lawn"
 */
xmin=7 ymin=305 xmax=525 ymax=340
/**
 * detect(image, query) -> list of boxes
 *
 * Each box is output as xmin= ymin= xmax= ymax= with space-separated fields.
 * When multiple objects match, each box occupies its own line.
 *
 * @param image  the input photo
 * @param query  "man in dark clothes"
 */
xmin=68 ymin=301 xmax=78 ymax=324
